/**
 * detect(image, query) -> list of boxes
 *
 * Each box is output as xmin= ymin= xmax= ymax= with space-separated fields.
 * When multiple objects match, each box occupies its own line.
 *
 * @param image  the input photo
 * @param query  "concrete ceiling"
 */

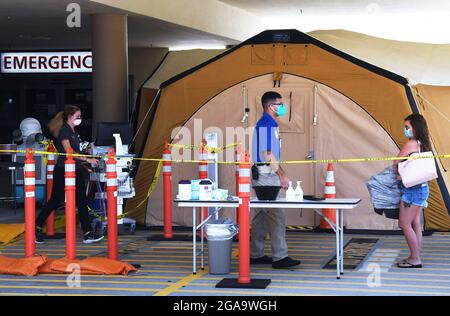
xmin=1 ymin=0 xmax=450 ymax=50
xmin=0 ymin=0 xmax=238 ymax=50
xmin=219 ymin=0 xmax=450 ymax=16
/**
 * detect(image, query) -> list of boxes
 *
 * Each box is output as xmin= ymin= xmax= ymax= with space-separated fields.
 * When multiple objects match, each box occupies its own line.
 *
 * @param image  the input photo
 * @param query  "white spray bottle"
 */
xmin=295 ymin=181 xmax=303 ymax=201
xmin=286 ymin=181 xmax=295 ymax=201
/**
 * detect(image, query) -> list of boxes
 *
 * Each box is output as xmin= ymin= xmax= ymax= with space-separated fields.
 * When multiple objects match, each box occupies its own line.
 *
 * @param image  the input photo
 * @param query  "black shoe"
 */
xmin=35 ymin=227 xmax=45 ymax=244
xmin=272 ymin=257 xmax=301 ymax=269
xmin=83 ymin=231 xmax=104 ymax=244
xmin=250 ymin=255 xmax=273 ymax=264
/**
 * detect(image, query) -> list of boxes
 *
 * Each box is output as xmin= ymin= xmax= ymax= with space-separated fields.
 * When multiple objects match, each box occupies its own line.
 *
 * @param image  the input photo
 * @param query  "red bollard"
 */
xmin=106 ymin=148 xmax=118 ymax=260
xmin=237 ymin=152 xmax=251 ymax=284
xmin=198 ymin=141 xmax=209 ymax=223
xmin=162 ymin=141 xmax=173 ymax=238
xmin=65 ymin=148 xmax=76 ymax=260
xmin=45 ymin=143 xmax=56 ymax=237
xmin=24 ymin=148 xmax=36 ymax=258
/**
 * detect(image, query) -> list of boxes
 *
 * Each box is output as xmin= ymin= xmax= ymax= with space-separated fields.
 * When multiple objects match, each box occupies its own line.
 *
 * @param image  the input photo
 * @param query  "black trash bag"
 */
xmin=367 ymin=165 xmax=401 ymax=220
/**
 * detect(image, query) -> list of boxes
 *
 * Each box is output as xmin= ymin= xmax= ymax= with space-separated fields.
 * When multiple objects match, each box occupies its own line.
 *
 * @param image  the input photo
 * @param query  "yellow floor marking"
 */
xmin=0 ymin=278 xmax=171 ymax=285
xmin=370 ymin=256 xmax=450 ymax=261
xmin=0 ymin=293 xmax=117 ymax=296
xmin=152 ymin=248 xmax=240 ymax=296
xmin=174 ymin=286 xmax=449 ymax=296
xmin=191 ymin=278 xmax=450 ymax=290
xmin=203 ymin=274 xmax=450 ymax=284
xmin=152 ymin=269 xmax=209 ymax=296
xmin=172 ymin=289 xmax=318 ymax=296
xmin=37 ymin=274 xmax=183 ymax=280
xmin=0 ymin=285 xmax=160 ymax=292
xmin=130 ymin=269 xmax=195 ymax=274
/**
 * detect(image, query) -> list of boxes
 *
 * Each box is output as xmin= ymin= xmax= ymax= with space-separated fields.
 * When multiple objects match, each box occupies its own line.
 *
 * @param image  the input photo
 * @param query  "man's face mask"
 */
xmin=271 ymin=103 xmax=287 ymax=117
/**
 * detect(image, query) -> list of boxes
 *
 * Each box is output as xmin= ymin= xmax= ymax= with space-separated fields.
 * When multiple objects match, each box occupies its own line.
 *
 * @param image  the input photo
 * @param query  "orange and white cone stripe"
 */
xmin=321 ymin=163 xmax=336 ymax=229
xmin=106 ymin=148 xmax=118 ymax=260
xmin=162 ymin=141 xmax=173 ymax=238
xmin=65 ymin=148 xmax=77 ymax=260
xmin=24 ymin=148 xmax=36 ymax=258
xmin=45 ymin=144 xmax=56 ymax=236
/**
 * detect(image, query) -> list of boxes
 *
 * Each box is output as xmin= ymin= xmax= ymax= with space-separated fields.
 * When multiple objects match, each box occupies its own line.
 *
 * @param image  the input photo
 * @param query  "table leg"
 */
xmin=340 ymin=209 xmax=344 ymax=275
xmin=335 ymin=208 xmax=341 ymax=279
xmin=193 ymin=207 xmax=197 ymax=275
xmin=201 ymin=205 xmax=204 ymax=270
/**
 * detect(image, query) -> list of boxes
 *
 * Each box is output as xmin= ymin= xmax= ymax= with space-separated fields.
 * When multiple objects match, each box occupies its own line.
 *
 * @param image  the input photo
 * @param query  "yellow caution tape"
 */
xmin=168 ymin=142 xmax=240 ymax=154
xmin=126 ymin=160 xmax=163 ymax=214
xmin=0 ymin=149 xmax=449 ymax=165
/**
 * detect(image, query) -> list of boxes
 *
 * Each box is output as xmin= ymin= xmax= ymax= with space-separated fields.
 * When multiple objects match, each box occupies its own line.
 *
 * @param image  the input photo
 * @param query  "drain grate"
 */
xmin=323 ymin=238 xmax=378 ymax=270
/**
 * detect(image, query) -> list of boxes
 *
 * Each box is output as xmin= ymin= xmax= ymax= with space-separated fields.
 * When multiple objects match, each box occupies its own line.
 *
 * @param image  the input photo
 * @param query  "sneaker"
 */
xmin=83 ymin=231 xmax=104 ymax=244
xmin=250 ymin=255 xmax=273 ymax=264
xmin=272 ymin=256 xmax=301 ymax=269
xmin=35 ymin=226 xmax=45 ymax=244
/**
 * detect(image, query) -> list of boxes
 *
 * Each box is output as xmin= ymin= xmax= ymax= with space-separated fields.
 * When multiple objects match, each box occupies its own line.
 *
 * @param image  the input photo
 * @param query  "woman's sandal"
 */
xmin=397 ymin=261 xmax=422 ymax=268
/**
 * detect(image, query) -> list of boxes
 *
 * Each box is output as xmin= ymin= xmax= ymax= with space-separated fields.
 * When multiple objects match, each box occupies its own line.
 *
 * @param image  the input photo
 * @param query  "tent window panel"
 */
xmin=278 ymin=93 xmax=306 ymax=134
xmin=251 ymin=45 xmax=275 ymax=65
xmin=283 ymin=45 xmax=308 ymax=65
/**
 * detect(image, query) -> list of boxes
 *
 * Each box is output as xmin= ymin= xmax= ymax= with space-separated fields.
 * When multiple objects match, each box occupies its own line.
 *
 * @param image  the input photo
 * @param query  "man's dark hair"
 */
xmin=261 ymin=91 xmax=282 ymax=110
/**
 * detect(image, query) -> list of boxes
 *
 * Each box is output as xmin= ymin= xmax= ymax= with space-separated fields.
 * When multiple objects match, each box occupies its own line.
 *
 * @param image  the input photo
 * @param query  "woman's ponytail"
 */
xmin=47 ymin=111 xmax=64 ymax=138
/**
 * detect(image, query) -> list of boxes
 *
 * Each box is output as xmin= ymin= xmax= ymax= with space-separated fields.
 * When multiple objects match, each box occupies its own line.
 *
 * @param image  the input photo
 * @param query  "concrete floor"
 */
xmin=1 ymin=226 xmax=450 ymax=296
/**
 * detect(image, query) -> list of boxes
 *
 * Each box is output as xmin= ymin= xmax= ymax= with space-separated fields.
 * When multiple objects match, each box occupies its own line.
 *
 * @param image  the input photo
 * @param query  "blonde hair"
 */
xmin=47 ymin=105 xmax=80 ymax=137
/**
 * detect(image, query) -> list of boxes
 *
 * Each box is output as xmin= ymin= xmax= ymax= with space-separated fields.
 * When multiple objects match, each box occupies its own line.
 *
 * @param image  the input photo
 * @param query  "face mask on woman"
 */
xmin=73 ymin=118 xmax=82 ymax=126
xmin=404 ymin=127 xmax=413 ymax=139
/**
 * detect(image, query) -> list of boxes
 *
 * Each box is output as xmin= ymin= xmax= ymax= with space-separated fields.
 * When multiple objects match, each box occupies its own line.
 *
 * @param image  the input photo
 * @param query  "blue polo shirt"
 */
xmin=252 ymin=112 xmax=281 ymax=163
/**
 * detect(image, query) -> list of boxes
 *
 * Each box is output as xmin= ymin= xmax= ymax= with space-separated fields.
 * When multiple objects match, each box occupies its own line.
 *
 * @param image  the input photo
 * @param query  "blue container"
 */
xmin=191 ymin=179 xmax=200 ymax=200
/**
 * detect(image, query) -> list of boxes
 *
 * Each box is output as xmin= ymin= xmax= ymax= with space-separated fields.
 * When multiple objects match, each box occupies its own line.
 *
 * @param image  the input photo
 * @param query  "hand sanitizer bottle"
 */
xmin=295 ymin=181 xmax=303 ymax=201
xmin=286 ymin=181 xmax=295 ymax=201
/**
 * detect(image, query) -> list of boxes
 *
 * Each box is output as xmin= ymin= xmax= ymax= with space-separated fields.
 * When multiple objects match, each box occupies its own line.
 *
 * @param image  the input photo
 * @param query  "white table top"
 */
xmin=250 ymin=198 xmax=361 ymax=209
xmin=174 ymin=198 xmax=241 ymax=208
xmin=174 ymin=197 xmax=361 ymax=209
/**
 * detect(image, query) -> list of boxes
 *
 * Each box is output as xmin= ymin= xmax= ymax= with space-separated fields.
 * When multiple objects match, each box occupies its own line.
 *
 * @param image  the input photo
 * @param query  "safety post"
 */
xmin=320 ymin=163 xmax=337 ymax=229
xmin=237 ymin=152 xmax=251 ymax=283
xmin=65 ymin=148 xmax=76 ymax=260
xmin=198 ymin=141 xmax=209 ymax=224
xmin=147 ymin=141 xmax=191 ymax=241
xmin=216 ymin=152 xmax=270 ymax=289
xmin=235 ymin=146 xmax=241 ymax=226
xmin=45 ymin=143 xmax=56 ymax=237
xmin=106 ymin=148 xmax=118 ymax=260
xmin=163 ymin=141 xmax=173 ymax=238
xmin=24 ymin=148 xmax=36 ymax=258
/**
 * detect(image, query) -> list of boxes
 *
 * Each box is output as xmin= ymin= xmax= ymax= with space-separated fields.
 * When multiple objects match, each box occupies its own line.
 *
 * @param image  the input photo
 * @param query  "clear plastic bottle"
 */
xmin=294 ymin=181 xmax=303 ymax=201
xmin=286 ymin=181 xmax=296 ymax=201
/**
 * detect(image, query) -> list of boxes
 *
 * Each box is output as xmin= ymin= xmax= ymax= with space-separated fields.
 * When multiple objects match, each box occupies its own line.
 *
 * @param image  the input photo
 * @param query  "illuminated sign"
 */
xmin=0 ymin=52 xmax=92 ymax=73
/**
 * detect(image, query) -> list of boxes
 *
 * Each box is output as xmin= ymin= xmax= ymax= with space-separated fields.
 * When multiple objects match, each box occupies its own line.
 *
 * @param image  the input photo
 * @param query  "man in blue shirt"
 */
xmin=250 ymin=91 xmax=301 ymax=269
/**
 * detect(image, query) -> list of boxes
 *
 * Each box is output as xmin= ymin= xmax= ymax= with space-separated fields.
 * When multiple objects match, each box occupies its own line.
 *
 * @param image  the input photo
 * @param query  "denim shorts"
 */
xmin=398 ymin=181 xmax=429 ymax=208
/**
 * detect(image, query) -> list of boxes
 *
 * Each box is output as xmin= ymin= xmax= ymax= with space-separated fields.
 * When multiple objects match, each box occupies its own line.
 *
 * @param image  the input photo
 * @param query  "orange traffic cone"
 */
xmin=320 ymin=163 xmax=337 ymax=229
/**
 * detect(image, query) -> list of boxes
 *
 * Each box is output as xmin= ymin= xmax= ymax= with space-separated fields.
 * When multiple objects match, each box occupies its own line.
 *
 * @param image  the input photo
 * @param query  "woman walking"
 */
xmin=35 ymin=105 xmax=104 ymax=244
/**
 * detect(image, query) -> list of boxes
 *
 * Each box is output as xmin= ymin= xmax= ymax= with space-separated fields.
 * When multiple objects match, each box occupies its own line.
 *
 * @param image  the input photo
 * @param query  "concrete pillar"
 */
xmin=92 ymin=14 xmax=128 ymax=133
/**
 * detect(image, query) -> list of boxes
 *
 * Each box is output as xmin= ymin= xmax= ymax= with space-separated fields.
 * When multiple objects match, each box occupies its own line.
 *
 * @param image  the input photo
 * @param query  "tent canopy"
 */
xmin=129 ymin=29 xmax=450 ymax=231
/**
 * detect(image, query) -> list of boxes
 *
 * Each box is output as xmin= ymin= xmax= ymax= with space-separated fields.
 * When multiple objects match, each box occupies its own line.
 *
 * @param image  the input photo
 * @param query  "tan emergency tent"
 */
xmin=128 ymin=29 xmax=450 ymax=231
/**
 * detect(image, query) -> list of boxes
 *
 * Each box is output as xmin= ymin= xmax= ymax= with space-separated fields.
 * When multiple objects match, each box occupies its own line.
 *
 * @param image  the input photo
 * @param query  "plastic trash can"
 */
xmin=206 ymin=219 xmax=238 ymax=274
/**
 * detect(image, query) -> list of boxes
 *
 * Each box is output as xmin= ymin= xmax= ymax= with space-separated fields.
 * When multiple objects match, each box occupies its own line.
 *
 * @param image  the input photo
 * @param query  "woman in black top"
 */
xmin=35 ymin=105 xmax=104 ymax=244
